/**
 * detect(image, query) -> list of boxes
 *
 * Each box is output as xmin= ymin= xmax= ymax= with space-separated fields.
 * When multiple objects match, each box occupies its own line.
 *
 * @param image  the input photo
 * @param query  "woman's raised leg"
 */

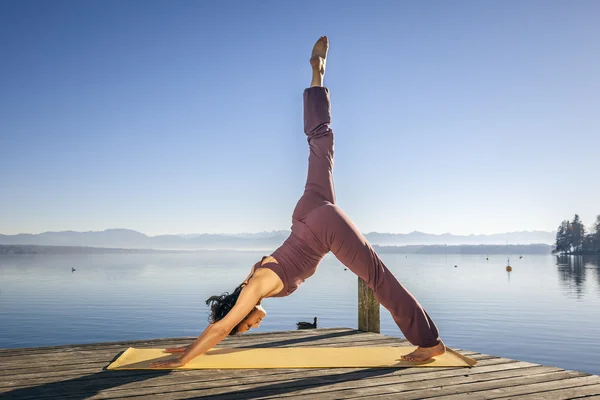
xmin=292 ymin=36 xmax=336 ymax=221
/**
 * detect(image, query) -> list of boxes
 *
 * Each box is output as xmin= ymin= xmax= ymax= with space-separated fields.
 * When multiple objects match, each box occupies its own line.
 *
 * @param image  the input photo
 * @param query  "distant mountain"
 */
xmin=176 ymin=231 xmax=289 ymax=239
xmin=366 ymin=230 xmax=556 ymax=246
xmin=0 ymin=229 xmax=556 ymax=250
xmin=373 ymin=244 xmax=553 ymax=255
xmin=0 ymin=244 xmax=178 ymax=255
xmin=0 ymin=243 xmax=554 ymax=255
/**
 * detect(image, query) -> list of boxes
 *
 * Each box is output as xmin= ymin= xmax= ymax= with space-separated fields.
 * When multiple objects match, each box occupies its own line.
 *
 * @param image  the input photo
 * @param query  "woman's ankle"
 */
xmin=310 ymin=71 xmax=324 ymax=87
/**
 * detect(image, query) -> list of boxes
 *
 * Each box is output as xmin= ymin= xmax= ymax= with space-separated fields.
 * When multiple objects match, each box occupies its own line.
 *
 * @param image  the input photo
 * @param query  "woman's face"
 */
xmin=235 ymin=304 xmax=266 ymax=334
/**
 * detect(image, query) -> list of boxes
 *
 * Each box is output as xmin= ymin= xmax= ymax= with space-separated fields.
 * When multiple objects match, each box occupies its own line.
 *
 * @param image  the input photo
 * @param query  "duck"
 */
xmin=297 ymin=317 xmax=318 ymax=330
xmin=71 ymin=268 xmax=76 ymax=272
xmin=344 ymin=268 xmax=348 ymax=271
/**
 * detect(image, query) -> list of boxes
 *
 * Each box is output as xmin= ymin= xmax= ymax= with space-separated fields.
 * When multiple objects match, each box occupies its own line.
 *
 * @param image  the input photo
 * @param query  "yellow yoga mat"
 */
xmin=107 ymin=347 xmax=477 ymax=370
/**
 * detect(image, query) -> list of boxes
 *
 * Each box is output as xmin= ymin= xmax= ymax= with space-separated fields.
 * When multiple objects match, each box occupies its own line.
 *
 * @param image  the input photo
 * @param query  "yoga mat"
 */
xmin=107 ymin=347 xmax=477 ymax=370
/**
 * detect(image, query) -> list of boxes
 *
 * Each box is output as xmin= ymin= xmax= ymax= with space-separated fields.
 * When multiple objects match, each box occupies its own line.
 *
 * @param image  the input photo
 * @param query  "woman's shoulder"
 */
xmin=261 ymin=255 xmax=279 ymax=265
xmin=252 ymin=262 xmax=285 ymax=297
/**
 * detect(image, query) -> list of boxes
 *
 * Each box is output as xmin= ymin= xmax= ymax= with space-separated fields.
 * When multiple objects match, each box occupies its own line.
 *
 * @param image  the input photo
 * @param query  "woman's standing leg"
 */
xmin=309 ymin=203 xmax=446 ymax=362
xmin=292 ymin=36 xmax=336 ymax=221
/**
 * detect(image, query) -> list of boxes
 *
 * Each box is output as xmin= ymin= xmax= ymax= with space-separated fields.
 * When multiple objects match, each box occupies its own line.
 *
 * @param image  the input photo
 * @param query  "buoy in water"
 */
xmin=506 ymin=266 xmax=512 ymax=272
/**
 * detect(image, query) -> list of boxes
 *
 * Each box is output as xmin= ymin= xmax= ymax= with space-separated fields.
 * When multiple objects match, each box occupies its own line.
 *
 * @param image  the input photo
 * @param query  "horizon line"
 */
xmin=0 ymin=228 xmax=557 ymax=237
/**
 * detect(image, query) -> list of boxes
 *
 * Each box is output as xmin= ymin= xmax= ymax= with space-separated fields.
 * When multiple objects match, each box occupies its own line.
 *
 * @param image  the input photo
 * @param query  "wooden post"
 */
xmin=358 ymin=277 xmax=380 ymax=333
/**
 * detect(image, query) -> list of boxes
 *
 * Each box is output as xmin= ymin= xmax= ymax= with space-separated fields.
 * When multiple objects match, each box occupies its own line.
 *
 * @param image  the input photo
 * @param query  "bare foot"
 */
xmin=401 ymin=341 xmax=446 ymax=362
xmin=310 ymin=36 xmax=329 ymax=75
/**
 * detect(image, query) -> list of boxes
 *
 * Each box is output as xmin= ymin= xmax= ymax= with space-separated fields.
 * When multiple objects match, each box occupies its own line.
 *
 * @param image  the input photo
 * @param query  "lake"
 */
xmin=1 ymin=251 xmax=599 ymax=375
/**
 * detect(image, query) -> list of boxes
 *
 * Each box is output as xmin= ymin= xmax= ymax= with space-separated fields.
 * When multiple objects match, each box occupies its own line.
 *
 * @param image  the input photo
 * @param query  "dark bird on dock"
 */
xmin=297 ymin=317 xmax=318 ymax=330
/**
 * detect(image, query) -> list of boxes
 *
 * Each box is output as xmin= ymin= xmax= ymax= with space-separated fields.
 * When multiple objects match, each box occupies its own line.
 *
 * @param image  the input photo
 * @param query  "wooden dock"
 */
xmin=1 ymin=328 xmax=599 ymax=399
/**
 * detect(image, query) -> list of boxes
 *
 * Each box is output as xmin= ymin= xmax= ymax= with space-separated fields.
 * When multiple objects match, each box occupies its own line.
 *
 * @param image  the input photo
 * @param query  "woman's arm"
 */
xmin=149 ymin=279 xmax=264 ymax=368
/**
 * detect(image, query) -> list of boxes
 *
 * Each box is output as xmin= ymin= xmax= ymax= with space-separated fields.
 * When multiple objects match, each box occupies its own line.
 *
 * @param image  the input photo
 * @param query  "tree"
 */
xmin=555 ymin=220 xmax=572 ymax=254
xmin=570 ymin=214 xmax=585 ymax=253
xmin=583 ymin=234 xmax=595 ymax=253
xmin=594 ymin=215 xmax=600 ymax=252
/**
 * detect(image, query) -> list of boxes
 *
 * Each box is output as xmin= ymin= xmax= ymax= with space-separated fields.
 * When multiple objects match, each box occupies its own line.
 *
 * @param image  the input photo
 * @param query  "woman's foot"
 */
xmin=310 ymin=36 xmax=328 ymax=87
xmin=401 ymin=341 xmax=446 ymax=362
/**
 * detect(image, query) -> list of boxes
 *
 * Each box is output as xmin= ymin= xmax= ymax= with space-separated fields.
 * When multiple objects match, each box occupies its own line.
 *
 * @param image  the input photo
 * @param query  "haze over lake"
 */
xmin=1 ymin=251 xmax=599 ymax=375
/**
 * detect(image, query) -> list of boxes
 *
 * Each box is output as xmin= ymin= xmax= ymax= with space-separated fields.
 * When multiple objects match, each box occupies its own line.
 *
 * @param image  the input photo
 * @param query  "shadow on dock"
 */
xmin=241 ymin=328 xmax=363 ymax=348
xmin=189 ymin=367 xmax=396 ymax=399
xmin=2 ymin=369 xmax=171 ymax=400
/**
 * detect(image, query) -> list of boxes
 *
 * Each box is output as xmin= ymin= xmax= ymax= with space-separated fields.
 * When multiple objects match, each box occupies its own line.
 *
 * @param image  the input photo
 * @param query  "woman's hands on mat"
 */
xmin=148 ymin=345 xmax=189 ymax=368
xmin=150 ymin=357 xmax=186 ymax=368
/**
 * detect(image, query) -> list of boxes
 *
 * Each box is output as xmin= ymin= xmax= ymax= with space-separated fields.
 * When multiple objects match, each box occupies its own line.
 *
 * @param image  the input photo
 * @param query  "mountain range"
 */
xmin=0 ymin=229 xmax=556 ymax=250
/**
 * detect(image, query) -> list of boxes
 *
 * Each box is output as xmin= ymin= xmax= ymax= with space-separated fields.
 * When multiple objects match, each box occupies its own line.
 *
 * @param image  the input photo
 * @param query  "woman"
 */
xmin=150 ymin=36 xmax=445 ymax=368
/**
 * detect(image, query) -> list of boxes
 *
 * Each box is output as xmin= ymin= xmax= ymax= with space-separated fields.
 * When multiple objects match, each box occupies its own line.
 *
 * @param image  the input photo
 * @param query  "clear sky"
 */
xmin=1 ymin=0 xmax=599 ymax=236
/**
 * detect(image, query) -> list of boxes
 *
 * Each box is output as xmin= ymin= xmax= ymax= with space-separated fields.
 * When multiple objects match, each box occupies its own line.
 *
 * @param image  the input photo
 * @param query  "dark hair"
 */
xmin=205 ymin=283 xmax=245 ymax=335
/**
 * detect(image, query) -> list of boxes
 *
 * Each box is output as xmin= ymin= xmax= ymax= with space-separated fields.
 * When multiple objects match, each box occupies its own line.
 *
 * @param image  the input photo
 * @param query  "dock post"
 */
xmin=358 ymin=277 xmax=380 ymax=333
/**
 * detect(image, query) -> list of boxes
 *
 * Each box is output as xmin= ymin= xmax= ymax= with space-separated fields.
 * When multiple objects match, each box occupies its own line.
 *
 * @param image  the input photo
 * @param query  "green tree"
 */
xmin=555 ymin=220 xmax=572 ymax=254
xmin=594 ymin=215 xmax=600 ymax=252
xmin=582 ymin=233 xmax=595 ymax=252
xmin=571 ymin=214 xmax=585 ymax=253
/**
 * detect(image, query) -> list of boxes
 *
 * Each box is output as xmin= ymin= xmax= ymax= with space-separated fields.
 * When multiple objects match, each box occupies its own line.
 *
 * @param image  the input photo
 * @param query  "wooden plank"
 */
xmin=0 ymin=348 xmax=485 ymax=392
xmin=0 ymin=356 xmax=520 ymax=400
xmin=0 ymin=337 xmax=414 ymax=378
xmin=330 ymin=373 xmax=600 ymax=400
xmin=256 ymin=368 xmax=578 ymax=400
xmin=89 ymin=369 xmax=582 ymax=400
xmin=2 ymin=329 xmax=596 ymax=400
xmin=0 ymin=329 xmax=370 ymax=370
xmin=0 ymin=352 xmax=488 ymax=395
xmin=432 ymin=376 xmax=600 ymax=400
xmin=0 ymin=335 xmax=415 ymax=374
xmin=568 ymin=394 xmax=600 ymax=400
xmin=0 ymin=348 xmax=489 ymax=390
xmin=0 ymin=346 xmax=483 ymax=388
xmin=0 ymin=328 xmax=355 ymax=356
xmin=0 ymin=332 xmax=397 ymax=365
xmin=497 ymin=383 xmax=600 ymax=400
xmin=358 ymin=277 xmax=380 ymax=333
xmin=2 ymin=342 xmax=482 ymax=390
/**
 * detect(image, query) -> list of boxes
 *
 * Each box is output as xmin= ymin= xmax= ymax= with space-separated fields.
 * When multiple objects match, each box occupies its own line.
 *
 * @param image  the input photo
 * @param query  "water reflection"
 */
xmin=556 ymin=255 xmax=600 ymax=299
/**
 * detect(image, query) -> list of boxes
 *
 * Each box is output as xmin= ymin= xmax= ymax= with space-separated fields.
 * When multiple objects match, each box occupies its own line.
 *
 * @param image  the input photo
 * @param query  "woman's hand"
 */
xmin=149 ymin=357 xmax=186 ymax=369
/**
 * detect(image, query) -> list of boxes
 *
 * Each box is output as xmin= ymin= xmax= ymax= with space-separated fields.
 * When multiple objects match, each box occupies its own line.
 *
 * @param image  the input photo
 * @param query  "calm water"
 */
xmin=1 ymin=252 xmax=599 ymax=375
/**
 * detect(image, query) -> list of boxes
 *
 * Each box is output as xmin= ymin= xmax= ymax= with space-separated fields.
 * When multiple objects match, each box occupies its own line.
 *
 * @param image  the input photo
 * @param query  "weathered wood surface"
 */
xmin=358 ymin=277 xmax=380 ymax=333
xmin=1 ymin=328 xmax=599 ymax=399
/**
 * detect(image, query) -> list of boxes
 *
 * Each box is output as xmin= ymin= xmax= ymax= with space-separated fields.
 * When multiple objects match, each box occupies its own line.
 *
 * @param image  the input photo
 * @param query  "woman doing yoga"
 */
xmin=150 ymin=36 xmax=446 ymax=368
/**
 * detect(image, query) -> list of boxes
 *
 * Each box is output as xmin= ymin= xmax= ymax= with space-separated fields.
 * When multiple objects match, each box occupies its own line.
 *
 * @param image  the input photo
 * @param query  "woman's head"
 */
xmin=205 ymin=283 xmax=266 ymax=335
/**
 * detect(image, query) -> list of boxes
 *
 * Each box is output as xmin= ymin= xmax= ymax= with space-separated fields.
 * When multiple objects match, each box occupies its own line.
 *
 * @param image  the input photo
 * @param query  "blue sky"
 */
xmin=1 ymin=0 xmax=599 ymax=236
